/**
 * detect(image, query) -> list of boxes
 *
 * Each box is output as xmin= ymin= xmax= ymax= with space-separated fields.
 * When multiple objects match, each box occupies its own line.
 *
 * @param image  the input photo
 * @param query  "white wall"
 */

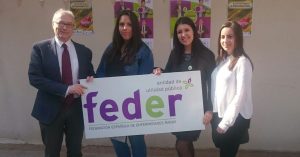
xmin=0 ymin=0 xmax=299 ymax=151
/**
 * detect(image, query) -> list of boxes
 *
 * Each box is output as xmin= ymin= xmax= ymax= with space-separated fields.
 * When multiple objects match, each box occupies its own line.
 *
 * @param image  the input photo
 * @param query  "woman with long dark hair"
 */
xmin=154 ymin=16 xmax=215 ymax=157
xmin=211 ymin=21 xmax=254 ymax=157
xmin=96 ymin=10 xmax=153 ymax=157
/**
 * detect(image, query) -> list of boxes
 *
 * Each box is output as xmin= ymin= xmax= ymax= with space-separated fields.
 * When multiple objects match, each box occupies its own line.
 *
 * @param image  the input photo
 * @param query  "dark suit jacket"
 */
xmin=28 ymin=38 xmax=94 ymax=124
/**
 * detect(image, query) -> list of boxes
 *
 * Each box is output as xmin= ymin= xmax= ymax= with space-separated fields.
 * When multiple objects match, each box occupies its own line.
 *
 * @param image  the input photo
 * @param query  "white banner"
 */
xmin=80 ymin=71 xmax=205 ymax=139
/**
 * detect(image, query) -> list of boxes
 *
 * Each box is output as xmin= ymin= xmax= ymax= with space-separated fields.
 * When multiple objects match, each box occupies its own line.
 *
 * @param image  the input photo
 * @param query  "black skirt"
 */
xmin=211 ymin=113 xmax=250 ymax=148
xmin=172 ymin=130 xmax=201 ymax=141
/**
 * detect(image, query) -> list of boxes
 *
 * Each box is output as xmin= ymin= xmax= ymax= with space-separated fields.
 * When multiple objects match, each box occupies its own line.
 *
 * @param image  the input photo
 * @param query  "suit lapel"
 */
xmin=73 ymin=41 xmax=83 ymax=79
xmin=50 ymin=38 xmax=62 ymax=81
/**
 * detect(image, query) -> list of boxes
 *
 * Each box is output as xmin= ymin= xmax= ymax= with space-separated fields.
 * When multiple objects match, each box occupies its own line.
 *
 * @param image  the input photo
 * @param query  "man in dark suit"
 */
xmin=28 ymin=8 xmax=94 ymax=157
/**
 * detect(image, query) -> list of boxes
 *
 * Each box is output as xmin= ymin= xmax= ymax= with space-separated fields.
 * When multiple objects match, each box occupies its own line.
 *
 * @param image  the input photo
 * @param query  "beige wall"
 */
xmin=0 ymin=0 xmax=299 ymax=151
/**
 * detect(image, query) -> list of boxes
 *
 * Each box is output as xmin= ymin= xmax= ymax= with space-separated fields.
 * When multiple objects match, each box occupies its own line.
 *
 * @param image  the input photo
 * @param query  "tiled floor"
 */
xmin=0 ymin=144 xmax=299 ymax=157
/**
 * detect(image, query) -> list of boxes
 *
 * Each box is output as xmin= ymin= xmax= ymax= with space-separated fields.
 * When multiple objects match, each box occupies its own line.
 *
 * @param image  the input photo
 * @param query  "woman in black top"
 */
xmin=154 ymin=17 xmax=215 ymax=157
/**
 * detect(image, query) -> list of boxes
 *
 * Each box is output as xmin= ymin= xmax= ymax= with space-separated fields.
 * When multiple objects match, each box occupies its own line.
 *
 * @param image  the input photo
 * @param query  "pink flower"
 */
xmin=237 ymin=17 xmax=250 ymax=29
xmin=80 ymin=15 xmax=93 ymax=27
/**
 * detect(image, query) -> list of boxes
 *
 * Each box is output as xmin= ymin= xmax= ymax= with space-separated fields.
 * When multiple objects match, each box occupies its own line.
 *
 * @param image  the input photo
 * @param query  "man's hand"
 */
xmin=68 ymin=84 xmax=87 ymax=95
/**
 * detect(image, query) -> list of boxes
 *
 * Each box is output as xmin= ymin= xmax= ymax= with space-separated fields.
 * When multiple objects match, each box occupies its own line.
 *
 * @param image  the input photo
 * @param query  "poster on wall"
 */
xmin=114 ymin=0 xmax=154 ymax=49
xmin=170 ymin=0 xmax=211 ymax=48
xmin=227 ymin=0 xmax=253 ymax=36
xmin=70 ymin=0 xmax=94 ymax=35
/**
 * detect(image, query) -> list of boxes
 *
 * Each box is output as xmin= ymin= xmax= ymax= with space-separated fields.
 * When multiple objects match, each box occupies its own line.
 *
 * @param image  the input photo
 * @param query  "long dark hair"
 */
xmin=108 ymin=10 xmax=142 ymax=64
xmin=171 ymin=16 xmax=208 ymax=66
xmin=217 ymin=21 xmax=254 ymax=70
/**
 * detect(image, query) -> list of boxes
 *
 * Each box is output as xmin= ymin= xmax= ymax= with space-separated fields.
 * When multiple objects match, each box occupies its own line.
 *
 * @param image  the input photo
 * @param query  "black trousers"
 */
xmin=211 ymin=113 xmax=250 ymax=157
xmin=39 ymin=99 xmax=84 ymax=157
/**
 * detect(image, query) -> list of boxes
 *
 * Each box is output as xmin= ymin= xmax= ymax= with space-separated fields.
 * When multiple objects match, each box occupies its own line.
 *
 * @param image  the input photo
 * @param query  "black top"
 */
xmin=164 ymin=46 xmax=215 ymax=112
xmin=178 ymin=54 xmax=192 ymax=71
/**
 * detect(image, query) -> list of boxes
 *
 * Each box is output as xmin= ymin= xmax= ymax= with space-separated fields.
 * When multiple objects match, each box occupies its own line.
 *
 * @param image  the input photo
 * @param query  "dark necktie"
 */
xmin=62 ymin=43 xmax=73 ymax=107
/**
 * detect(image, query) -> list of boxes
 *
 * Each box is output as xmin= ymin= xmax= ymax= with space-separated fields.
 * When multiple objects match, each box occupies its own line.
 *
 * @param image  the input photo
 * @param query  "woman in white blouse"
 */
xmin=211 ymin=21 xmax=254 ymax=157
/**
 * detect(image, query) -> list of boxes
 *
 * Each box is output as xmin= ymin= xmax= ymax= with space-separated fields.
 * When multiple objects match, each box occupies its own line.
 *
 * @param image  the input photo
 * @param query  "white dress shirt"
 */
xmin=211 ymin=55 xmax=253 ymax=132
xmin=54 ymin=37 xmax=79 ymax=96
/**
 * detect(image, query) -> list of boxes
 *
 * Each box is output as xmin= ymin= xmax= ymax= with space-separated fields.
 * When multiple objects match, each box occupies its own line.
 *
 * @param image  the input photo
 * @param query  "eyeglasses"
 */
xmin=54 ymin=21 xmax=74 ymax=28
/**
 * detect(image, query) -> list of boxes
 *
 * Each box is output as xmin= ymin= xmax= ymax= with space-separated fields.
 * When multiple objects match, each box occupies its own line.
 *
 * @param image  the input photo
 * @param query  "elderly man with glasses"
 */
xmin=28 ymin=8 xmax=94 ymax=157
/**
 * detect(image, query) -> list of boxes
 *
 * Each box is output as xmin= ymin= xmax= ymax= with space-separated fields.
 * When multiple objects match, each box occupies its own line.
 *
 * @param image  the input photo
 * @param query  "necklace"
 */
xmin=183 ymin=54 xmax=193 ymax=71
xmin=120 ymin=46 xmax=127 ymax=60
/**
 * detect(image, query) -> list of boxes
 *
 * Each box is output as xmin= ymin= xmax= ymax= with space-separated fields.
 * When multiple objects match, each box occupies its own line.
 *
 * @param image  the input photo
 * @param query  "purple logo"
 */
xmin=83 ymin=90 xmax=182 ymax=123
